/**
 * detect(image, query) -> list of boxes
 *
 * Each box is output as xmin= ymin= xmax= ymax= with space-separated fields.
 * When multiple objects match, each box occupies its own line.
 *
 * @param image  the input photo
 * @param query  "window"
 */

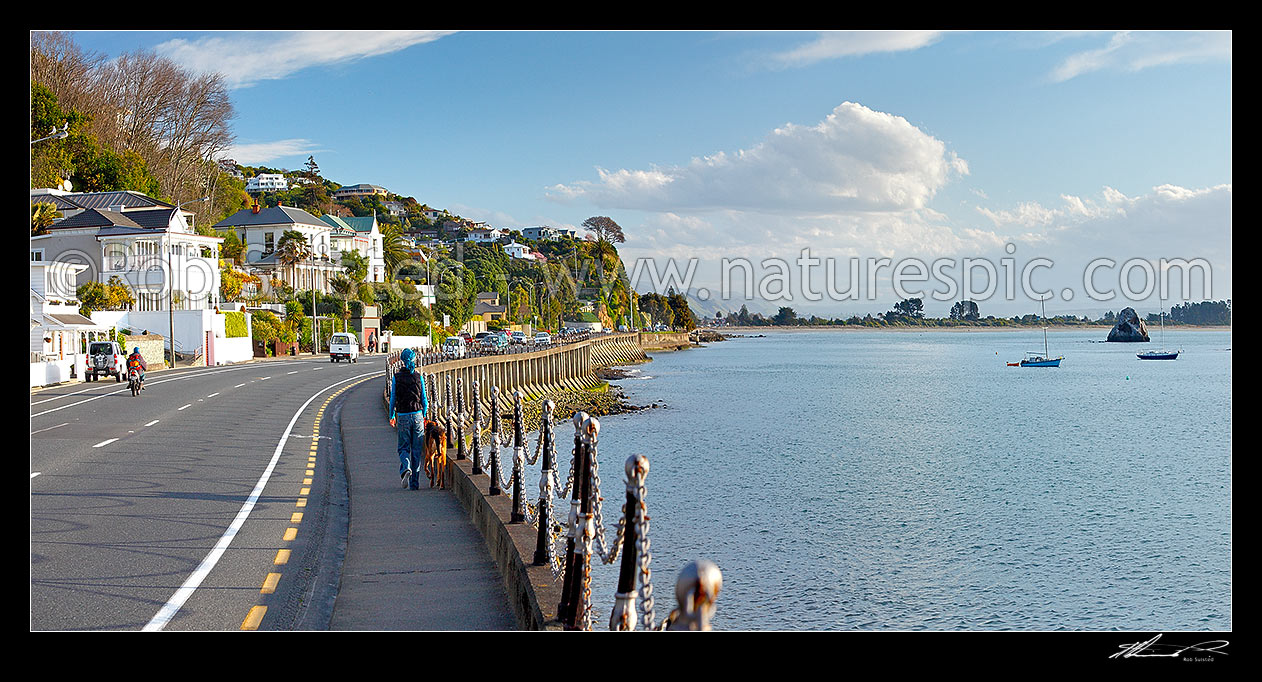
xmin=264 ymin=232 xmax=275 ymax=252
xmin=104 ymin=244 xmax=127 ymax=270
xmin=31 ymin=249 xmax=44 ymax=262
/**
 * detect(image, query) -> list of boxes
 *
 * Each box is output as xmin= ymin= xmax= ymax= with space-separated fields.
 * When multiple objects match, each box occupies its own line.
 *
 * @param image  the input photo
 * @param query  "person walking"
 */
xmin=388 ymin=348 xmax=429 ymax=490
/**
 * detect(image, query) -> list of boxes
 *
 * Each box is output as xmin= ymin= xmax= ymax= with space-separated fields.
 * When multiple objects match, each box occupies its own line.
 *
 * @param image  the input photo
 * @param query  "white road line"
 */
xmin=287 ymin=371 xmax=298 ymax=375
xmin=178 ymin=404 xmax=191 ymax=411
xmin=145 ymin=419 xmax=160 ymax=427
xmin=206 ymin=392 xmax=219 ymax=398
xmin=31 ymin=472 xmax=41 ymax=479
xmin=260 ymin=377 xmax=271 ymax=381
xmin=30 ymin=422 xmax=68 ymax=436
xmin=93 ymin=438 xmax=118 ymax=448
xmin=234 ymin=383 xmax=246 ymax=388
xmin=30 ymin=361 xmax=307 ymax=418
xmin=144 ymin=369 xmax=377 ymax=632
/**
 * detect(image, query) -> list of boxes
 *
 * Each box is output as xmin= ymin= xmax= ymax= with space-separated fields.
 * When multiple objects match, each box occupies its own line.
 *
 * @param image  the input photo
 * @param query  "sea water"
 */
xmin=576 ymin=329 xmax=1231 ymax=631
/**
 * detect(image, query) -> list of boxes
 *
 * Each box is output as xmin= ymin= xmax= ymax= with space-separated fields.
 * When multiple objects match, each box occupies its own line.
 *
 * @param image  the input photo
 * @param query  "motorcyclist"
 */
xmin=126 ymin=347 xmax=147 ymax=390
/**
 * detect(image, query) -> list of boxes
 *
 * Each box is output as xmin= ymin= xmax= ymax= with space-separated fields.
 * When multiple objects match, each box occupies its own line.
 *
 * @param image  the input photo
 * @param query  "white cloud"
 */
xmin=222 ymin=138 xmax=324 ymax=165
xmin=769 ymin=31 xmax=945 ymax=68
xmin=550 ymin=101 xmax=968 ymax=215
xmin=1049 ymin=30 xmax=1230 ymax=82
xmin=155 ymin=30 xmax=456 ymax=88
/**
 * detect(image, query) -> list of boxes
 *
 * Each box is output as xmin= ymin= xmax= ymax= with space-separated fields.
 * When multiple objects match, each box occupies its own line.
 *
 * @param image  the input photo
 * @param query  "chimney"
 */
xmin=251 ymin=199 xmax=261 ymax=215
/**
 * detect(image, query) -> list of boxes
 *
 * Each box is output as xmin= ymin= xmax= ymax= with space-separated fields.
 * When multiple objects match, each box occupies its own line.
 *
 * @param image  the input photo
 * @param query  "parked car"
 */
xmin=617 ymin=325 xmax=629 ymax=332
xmin=85 ymin=341 xmax=125 ymax=382
xmin=474 ymin=331 xmax=491 ymax=342
xmin=443 ymin=335 xmax=466 ymax=359
xmin=510 ymin=331 xmax=526 ymax=345
xmin=481 ymin=334 xmax=508 ymax=351
xmin=329 ymin=332 xmax=359 ymax=363
xmin=533 ymin=332 xmax=552 ymax=345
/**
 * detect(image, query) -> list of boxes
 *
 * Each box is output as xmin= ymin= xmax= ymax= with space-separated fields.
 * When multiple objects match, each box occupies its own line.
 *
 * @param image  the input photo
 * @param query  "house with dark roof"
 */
xmin=30 ymin=190 xmax=223 ymax=313
xmin=213 ymin=202 xmax=342 ymax=293
xmin=472 ymin=292 xmax=507 ymax=321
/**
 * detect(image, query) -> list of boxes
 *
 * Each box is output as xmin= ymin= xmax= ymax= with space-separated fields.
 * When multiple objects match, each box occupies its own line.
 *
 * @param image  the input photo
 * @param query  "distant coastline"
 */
xmin=714 ymin=324 xmax=1230 ymax=333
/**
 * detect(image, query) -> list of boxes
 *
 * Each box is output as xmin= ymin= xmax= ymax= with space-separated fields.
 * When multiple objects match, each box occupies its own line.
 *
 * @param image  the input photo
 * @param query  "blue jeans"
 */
xmin=397 ymin=412 xmax=423 ymax=488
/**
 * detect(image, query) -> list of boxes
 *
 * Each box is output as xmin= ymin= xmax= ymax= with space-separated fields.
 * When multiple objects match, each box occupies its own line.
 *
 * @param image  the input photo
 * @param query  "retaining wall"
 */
xmin=379 ymin=332 xmax=650 ymax=629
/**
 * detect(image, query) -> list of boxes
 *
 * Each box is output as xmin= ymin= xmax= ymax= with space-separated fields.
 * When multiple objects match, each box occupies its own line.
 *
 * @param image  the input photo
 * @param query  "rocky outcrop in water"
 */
xmin=1107 ymin=307 xmax=1150 ymax=342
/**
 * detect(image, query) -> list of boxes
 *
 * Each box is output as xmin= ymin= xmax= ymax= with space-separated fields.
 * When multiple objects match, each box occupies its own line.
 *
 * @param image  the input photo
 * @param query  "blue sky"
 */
xmin=63 ymin=30 xmax=1232 ymax=317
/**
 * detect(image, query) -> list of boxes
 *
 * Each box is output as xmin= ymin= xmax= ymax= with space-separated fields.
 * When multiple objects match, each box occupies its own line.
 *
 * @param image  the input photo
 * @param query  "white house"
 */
xmin=214 ymin=202 xmax=341 ymax=292
xmin=245 ymin=173 xmax=288 ymax=193
xmin=30 ymin=260 xmax=111 ymax=386
xmin=503 ymin=241 xmax=532 ymax=260
xmin=319 ymin=214 xmax=387 ymax=282
xmin=467 ymin=226 xmax=507 ymax=244
xmin=30 ymin=190 xmax=223 ymax=312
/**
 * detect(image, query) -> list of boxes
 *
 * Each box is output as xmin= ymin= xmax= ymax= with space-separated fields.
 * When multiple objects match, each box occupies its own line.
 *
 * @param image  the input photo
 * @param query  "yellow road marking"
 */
xmin=296 ymin=498 xmax=307 ymax=508
xmin=241 ymin=605 xmax=266 ymax=630
xmin=303 ymin=478 xmax=312 ymax=485
xmin=275 ymin=549 xmax=291 ymax=564
xmin=261 ymin=573 xmax=281 ymax=594
xmin=290 ymin=512 xmax=303 ymax=523
xmin=300 ymin=487 xmax=310 ymax=496
xmin=283 ymin=527 xmax=298 ymax=541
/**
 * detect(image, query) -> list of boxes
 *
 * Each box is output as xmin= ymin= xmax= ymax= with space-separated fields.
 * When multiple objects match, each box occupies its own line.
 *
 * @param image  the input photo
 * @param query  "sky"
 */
xmin=60 ymin=29 xmax=1232 ymax=318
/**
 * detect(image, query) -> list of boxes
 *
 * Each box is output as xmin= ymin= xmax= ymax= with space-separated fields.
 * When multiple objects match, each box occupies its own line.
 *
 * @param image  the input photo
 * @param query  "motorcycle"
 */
xmin=128 ymin=367 xmax=142 ymax=396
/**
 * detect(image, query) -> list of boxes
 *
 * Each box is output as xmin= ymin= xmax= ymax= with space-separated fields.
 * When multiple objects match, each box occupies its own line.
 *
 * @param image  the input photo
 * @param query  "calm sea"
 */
xmin=575 ymin=328 xmax=1232 ymax=631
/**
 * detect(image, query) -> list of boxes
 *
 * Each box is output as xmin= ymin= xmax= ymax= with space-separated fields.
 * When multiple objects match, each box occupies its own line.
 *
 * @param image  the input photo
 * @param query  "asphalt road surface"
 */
xmin=30 ymin=355 xmax=381 ymax=631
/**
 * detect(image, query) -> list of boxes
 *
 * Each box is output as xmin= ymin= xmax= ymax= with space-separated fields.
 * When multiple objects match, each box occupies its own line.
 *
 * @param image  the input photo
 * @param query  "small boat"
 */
xmin=1137 ymin=301 xmax=1179 ymax=360
xmin=1014 ymin=296 xmax=1064 ymax=367
xmin=1019 ymin=353 xmax=1063 ymax=367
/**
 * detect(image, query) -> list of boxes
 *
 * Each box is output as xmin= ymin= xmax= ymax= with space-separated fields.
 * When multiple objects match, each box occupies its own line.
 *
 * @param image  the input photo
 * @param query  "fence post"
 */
xmin=455 ymin=376 xmax=467 ymax=461
xmin=610 ymin=454 xmax=648 ymax=630
xmin=532 ymin=399 xmax=556 ymax=565
xmin=489 ymin=385 xmax=503 ymax=496
xmin=665 ymin=560 xmax=722 ymax=631
xmin=510 ymin=389 xmax=526 ymax=523
xmin=426 ymin=373 xmax=436 ymax=422
xmin=556 ymin=411 xmax=589 ymax=628
xmin=471 ymin=379 xmax=483 ymax=475
xmin=444 ymin=376 xmax=454 ymax=449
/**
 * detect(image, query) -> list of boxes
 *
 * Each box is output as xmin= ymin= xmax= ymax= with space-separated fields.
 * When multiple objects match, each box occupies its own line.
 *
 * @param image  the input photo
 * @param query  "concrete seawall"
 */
xmin=381 ymin=330 xmax=693 ymax=629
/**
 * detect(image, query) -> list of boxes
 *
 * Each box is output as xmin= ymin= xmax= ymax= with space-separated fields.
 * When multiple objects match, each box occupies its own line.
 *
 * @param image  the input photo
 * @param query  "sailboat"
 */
xmin=1137 ymin=302 xmax=1180 ymax=360
xmin=1018 ymin=296 xmax=1064 ymax=367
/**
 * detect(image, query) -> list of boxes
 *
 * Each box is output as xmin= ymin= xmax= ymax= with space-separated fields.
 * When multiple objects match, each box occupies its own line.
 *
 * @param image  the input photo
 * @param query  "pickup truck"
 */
xmin=86 ymin=341 xmax=125 ymax=382
xmin=329 ymin=332 xmax=359 ymax=363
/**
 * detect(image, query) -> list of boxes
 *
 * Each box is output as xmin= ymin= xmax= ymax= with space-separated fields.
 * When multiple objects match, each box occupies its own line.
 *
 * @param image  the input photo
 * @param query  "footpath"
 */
xmin=329 ymin=378 xmax=516 ymax=630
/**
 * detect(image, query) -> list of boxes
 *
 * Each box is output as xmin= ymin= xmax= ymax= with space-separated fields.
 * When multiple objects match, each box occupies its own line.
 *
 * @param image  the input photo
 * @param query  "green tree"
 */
xmin=275 ymin=230 xmax=311 ymax=291
xmin=341 ymin=250 xmax=369 ymax=282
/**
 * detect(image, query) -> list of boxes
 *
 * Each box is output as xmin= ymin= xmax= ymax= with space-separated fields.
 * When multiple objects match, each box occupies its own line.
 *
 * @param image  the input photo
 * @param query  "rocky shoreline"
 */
xmin=506 ymin=372 xmax=664 ymax=433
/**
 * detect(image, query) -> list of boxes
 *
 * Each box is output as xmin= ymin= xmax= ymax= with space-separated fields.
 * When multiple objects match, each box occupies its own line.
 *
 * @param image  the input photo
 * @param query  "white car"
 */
xmin=442 ymin=336 xmax=466 ymax=358
xmin=533 ymin=332 xmax=551 ymax=345
xmin=510 ymin=331 xmax=526 ymax=345
xmin=329 ymin=332 xmax=359 ymax=363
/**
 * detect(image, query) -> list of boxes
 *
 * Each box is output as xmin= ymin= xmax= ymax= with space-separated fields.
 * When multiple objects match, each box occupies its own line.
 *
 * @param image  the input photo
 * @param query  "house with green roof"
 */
xmin=213 ymin=202 xmax=341 ymax=293
xmin=319 ymin=213 xmax=386 ymax=282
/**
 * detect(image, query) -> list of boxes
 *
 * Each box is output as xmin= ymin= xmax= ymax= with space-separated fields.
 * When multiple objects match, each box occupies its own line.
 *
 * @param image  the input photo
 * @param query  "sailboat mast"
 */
xmin=1041 ymin=296 xmax=1049 ymax=357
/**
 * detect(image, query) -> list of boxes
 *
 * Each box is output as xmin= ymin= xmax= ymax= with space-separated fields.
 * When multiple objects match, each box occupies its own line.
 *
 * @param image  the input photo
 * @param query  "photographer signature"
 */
xmin=1110 ymin=634 xmax=1229 ymax=659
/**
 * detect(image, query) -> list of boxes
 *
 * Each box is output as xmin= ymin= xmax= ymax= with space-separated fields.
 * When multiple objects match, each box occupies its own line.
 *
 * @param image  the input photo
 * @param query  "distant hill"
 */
xmin=683 ymin=290 xmax=778 ymax=321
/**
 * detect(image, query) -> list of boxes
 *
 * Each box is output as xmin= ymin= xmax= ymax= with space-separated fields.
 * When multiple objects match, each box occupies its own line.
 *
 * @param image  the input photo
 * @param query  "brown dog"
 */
xmin=422 ymin=420 xmax=448 ymax=489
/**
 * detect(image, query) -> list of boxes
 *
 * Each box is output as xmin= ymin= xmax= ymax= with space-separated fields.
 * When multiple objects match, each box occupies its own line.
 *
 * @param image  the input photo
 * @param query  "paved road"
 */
xmin=30 ymin=356 xmax=381 ymax=630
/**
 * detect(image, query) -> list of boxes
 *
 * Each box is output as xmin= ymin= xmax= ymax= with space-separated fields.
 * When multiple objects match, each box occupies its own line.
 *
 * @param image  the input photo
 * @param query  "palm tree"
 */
xmin=380 ymin=222 xmax=410 ymax=279
xmin=275 ymin=230 xmax=312 ymax=293
xmin=31 ymin=202 xmax=61 ymax=236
